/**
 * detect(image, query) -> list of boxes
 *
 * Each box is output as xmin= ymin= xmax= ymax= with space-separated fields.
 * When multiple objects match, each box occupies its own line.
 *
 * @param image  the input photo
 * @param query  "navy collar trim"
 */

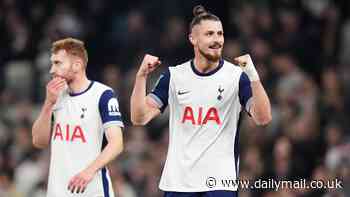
xmin=69 ymin=81 xmax=94 ymax=97
xmin=191 ymin=59 xmax=224 ymax=76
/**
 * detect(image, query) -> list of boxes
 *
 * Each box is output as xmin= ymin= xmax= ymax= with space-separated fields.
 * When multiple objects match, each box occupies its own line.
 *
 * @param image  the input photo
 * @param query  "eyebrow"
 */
xmin=205 ymin=30 xmax=223 ymax=33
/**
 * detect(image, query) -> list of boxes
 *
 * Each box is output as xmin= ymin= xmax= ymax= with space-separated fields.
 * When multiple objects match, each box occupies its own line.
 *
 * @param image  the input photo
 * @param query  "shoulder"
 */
xmin=222 ymin=59 xmax=243 ymax=75
xmin=169 ymin=60 xmax=191 ymax=72
xmin=90 ymin=81 xmax=121 ymax=108
xmin=95 ymin=83 xmax=120 ymax=110
xmin=220 ymin=59 xmax=245 ymax=86
xmin=155 ymin=60 xmax=191 ymax=83
xmin=92 ymin=81 xmax=113 ymax=91
xmin=91 ymin=81 xmax=117 ymax=95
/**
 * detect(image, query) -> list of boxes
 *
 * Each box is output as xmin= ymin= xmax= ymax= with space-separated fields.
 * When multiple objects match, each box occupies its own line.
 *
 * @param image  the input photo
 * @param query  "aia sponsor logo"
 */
xmin=182 ymin=106 xmax=221 ymax=125
xmin=53 ymin=123 xmax=86 ymax=143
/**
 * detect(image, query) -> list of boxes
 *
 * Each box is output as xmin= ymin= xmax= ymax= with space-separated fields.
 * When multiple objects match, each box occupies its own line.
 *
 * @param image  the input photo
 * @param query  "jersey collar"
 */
xmin=69 ymin=81 xmax=94 ymax=97
xmin=191 ymin=59 xmax=224 ymax=77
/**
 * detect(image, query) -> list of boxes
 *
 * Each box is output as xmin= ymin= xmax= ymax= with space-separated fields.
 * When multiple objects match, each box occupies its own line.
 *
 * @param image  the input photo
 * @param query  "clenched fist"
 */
xmin=234 ymin=54 xmax=260 ymax=82
xmin=137 ymin=54 xmax=162 ymax=77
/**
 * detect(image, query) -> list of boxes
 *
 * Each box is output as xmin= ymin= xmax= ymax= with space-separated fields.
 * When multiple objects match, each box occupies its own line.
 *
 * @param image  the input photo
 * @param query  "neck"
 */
xmin=68 ymin=74 xmax=90 ymax=94
xmin=194 ymin=53 xmax=220 ymax=73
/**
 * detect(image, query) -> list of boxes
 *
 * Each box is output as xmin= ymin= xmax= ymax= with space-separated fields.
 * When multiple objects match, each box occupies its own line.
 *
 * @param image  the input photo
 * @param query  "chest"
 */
xmin=53 ymin=96 xmax=99 ymax=125
xmin=171 ymin=75 xmax=238 ymax=108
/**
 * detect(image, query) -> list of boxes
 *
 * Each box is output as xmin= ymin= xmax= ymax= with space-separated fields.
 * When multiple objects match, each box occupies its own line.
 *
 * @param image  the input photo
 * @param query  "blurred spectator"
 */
xmin=0 ymin=170 xmax=22 ymax=197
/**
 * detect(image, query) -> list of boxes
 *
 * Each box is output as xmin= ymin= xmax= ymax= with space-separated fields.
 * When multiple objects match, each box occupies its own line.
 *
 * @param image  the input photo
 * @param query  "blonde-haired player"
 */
xmin=32 ymin=38 xmax=124 ymax=197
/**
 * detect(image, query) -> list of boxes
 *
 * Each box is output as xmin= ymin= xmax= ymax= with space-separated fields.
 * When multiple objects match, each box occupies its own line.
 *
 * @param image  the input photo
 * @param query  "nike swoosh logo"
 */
xmin=178 ymin=90 xmax=190 ymax=95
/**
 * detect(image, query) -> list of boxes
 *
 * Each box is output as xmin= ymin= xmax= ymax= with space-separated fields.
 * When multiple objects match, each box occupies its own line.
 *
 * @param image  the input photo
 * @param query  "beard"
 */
xmin=198 ymin=47 xmax=222 ymax=62
xmin=65 ymin=72 xmax=76 ymax=84
xmin=53 ymin=68 xmax=75 ymax=84
xmin=65 ymin=77 xmax=73 ymax=84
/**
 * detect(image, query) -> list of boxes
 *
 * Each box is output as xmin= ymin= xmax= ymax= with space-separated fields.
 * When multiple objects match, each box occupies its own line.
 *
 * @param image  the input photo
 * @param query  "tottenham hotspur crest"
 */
xmin=80 ymin=107 xmax=87 ymax=119
xmin=217 ymin=86 xmax=224 ymax=100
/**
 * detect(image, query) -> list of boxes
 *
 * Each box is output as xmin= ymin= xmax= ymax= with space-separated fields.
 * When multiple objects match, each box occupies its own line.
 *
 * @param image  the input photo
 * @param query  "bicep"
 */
xmin=144 ymin=95 xmax=161 ymax=120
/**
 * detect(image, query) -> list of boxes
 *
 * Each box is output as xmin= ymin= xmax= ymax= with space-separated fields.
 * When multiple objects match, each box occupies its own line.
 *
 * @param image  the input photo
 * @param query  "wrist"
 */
xmin=41 ymin=100 xmax=55 ymax=115
xmin=136 ymin=71 xmax=148 ymax=79
xmin=86 ymin=165 xmax=98 ymax=174
xmin=236 ymin=54 xmax=260 ymax=82
xmin=43 ymin=100 xmax=55 ymax=108
xmin=244 ymin=63 xmax=260 ymax=82
xmin=245 ymin=68 xmax=260 ymax=82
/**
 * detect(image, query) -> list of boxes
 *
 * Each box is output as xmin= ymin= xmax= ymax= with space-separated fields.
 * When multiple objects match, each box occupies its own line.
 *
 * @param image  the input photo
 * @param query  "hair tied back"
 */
xmin=193 ymin=5 xmax=207 ymax=17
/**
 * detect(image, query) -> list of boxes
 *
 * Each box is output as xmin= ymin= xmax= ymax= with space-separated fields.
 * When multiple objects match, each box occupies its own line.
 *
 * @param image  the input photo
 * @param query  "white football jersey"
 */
xmin=149 ymin=59 xmax=252 ymax=192
xmin=48 ymin=81 xmax=124 ymax=197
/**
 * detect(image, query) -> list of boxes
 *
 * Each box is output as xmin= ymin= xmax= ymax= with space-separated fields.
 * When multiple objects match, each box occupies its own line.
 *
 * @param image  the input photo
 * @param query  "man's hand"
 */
xmin=45 ymin=77 xmax=66 ymax=105
xmin=137 ymin=54 xmax=161 ymax=78
xmin=68 ymin=168 xmax=96 ymax=193
xmin=234 ymin=54 xmax=260 ymax=82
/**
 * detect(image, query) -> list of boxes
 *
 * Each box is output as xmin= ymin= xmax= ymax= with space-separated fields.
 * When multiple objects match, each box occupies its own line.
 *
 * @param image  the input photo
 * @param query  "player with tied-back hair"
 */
xmin=131 ymin=5 xmax=272 ymax=197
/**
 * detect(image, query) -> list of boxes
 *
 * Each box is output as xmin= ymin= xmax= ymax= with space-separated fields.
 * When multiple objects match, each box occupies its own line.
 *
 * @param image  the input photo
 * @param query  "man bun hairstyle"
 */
xmin=193 ymin=5 xmax=207 ymax=16
xmin=190 ymin=5 xmax=220 ymax=32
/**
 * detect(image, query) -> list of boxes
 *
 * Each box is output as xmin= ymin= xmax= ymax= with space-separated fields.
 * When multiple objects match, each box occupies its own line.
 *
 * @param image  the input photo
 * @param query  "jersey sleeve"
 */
xmin=98 ymin=89 xmax=124 ymax=129
xmin=149 ymin=68 xmax=170 ymax=113
xmin=239 ymin=72 xmax=253 ymax=114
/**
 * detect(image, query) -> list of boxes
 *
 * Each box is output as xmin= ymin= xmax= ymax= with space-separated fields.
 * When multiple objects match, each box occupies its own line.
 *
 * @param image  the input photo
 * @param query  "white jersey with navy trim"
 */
xmin=150 ymin=59 xmax=252 ymax=192
xmin=47 ymin=81 xmax=124 ymax=197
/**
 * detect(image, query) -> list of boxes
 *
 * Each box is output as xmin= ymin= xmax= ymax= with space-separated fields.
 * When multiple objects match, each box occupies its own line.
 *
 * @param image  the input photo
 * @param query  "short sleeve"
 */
xmin=239 ymin=72 xmax=253 ymax=113
xmin=149 ymin=68 xmax=170 ymax=113
xmin=98 ymin=89 xmax=124 ymax=129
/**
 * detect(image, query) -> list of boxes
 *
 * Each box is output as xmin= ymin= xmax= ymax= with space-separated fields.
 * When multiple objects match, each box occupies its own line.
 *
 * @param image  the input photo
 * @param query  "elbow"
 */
xmin=32 ymin=129 xmax=49 ymax=149
xmin=131 ymin=120 xmax=147 ymax=126
xmin=32 ymin=137 xmax=48 ymax=149
xmin=118 ymin=143 xmax=124 ymax=155
xmin=130 ymin=115 xmax=148 ymax=126
xmin=256 ymin=113 xmax=272 ymax=126
xmin=111 ymin=138 xmax=124 ymax=157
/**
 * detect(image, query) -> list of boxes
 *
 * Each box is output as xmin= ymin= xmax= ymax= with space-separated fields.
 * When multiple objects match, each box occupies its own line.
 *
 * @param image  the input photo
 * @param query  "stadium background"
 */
xmin=0 ymin=0 xmax=349 ymax=196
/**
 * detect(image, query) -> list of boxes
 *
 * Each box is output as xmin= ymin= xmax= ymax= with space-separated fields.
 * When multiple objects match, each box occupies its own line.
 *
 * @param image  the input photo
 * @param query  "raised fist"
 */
xmin=234 ymin=54 xmax=260 ymax=82
xmin=137 ymin=54 xmax=162 ymax=77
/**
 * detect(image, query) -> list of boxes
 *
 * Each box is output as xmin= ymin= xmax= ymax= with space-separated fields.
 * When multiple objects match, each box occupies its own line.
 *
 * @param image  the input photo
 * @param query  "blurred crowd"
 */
xmin=0 ymin=0 xmax=349 ymax=197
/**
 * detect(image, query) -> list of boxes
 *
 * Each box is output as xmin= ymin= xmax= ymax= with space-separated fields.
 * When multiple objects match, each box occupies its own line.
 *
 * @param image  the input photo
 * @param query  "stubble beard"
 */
xmin=198 ymin=47 xmax=222 ymax=62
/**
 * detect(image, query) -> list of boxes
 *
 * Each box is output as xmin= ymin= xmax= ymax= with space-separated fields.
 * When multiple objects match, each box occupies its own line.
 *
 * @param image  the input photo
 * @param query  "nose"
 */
xmin=212 ymin=36 xmax=223 ymax=46
xmin=49 ymin=65 xmax=55 ymax=76
xmin=215 ymin=35 xmax=224 ymax=44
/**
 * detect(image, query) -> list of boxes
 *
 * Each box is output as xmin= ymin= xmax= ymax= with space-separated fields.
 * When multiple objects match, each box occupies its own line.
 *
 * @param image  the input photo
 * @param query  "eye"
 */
xmin=206 ymin=31 xmax=214 ymax=36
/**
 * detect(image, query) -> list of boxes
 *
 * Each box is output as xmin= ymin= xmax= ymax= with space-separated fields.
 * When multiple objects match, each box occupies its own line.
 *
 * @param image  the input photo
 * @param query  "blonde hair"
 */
xmin=51 ymin=37 xmax=88 ymax=67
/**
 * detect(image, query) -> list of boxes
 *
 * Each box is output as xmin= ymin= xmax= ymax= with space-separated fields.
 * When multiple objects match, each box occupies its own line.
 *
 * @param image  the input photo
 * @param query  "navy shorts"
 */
xmin=164 ymin=191 xmax=238 ymax=197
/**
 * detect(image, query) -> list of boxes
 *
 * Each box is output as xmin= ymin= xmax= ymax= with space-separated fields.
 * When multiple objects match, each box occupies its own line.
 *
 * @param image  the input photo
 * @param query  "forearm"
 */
xmin=85 ymin=131 xmax=123 ymax=173
xmin=250 ymin=81 xmax=272 ymax=125
xmin=130 ymin=75 xmax=149 ymax=124
xmin=32 ymin=101 xmax=54 ymax=148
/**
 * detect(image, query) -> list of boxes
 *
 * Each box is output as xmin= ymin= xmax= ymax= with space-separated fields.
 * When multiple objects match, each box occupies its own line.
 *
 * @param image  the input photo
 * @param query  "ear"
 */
xmin=189 ymin=33 xmax=196 ymax=46
xmin=72 ymin=59 xmax=84 ymax=72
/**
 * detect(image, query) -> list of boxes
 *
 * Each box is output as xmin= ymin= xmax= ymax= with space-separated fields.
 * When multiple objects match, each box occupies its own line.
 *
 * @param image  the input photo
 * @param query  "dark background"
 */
xmin=0 ymin=0 xmax=349 ymax=196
